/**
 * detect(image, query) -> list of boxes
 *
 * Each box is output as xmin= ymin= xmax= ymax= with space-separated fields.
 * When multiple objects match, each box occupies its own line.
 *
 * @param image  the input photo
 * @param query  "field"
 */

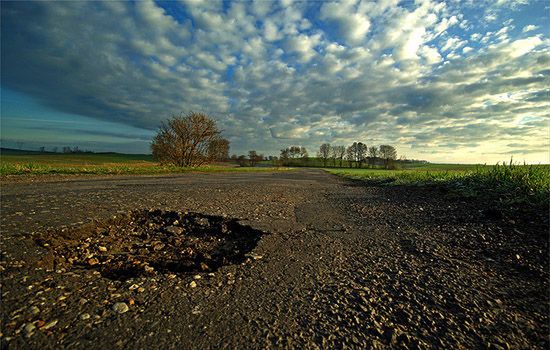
xmin=327 ymin=162 xmax=550 ymax=208
xmin=0 ymin=149 xmax=284 ymax=175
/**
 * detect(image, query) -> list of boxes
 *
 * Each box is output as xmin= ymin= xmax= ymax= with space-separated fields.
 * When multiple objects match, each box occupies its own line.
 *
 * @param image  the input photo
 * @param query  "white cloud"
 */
xmin=284 ymin=33 xmax=321 ymax=62
xmin=505 ymin=36 xmax=543 ymax=58
xmin=522 ymin=25 xmax=539 ymax=33
xmin=320 ymin=0 xmax=370 ymax=45
xmin=420 ymin=45 xmax=442 ymax=64
xmin=441 ymin=37 xmax=467 ymax=52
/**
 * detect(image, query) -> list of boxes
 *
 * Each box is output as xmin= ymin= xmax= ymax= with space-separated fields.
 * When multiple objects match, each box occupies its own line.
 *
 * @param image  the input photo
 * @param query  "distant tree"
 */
xmin=151 ymin=112 xmax=225 ymax=167
xmin=345 ymin=145 xmax=355 ymax=168
xmin=63 ymin=146 xmax=72 ymax=153
xmin=280 ymin=146 xmax=308 ymax=166
xmin=248 ymin=150 xmax=264 ymax=167
xmin=237 ymin=155 xmax=248 ymax=167
xmin=289 ymin=146 xmax=301 ymax=158
xmin=379 ymin=145 xmax=397 ymax=169
xmin=318 ymin=143 xmax=331 ymax=167
xmin=299 ymin=147 xmax=308 ymax=163
xmin=208 ymin=138 xmax=230 ymax=161
xmin=332 ymin=145 xmax=346 ymax=167
xmin=280 ymin=148 xmax=290 ymax=162
xmin=52 ymin=147 xmax=58 ymax=153
xmin=329 ymin=145 xmax=338 ymax=167
xmin=356 ymin=142 xmax=367 ymax=168
xmin=39 ymin=146 xmax=46 ymax=153
xmin=368 ymin=146 xmax=378 ymax=167
xmin=346 ymin=142 xmax=367 ymax=168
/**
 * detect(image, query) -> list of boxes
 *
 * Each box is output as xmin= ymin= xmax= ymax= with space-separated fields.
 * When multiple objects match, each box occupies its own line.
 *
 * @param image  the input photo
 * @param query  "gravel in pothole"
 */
xmin=34 ymin=209 xmax=265 ymax=280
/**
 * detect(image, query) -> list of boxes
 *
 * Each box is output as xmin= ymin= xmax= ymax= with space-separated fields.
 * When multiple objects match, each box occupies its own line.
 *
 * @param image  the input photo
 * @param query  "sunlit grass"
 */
xmin=327 ymin=161 xmax=550 ymax=207
xmin=0 ymin=153 xmax=289 ymax=176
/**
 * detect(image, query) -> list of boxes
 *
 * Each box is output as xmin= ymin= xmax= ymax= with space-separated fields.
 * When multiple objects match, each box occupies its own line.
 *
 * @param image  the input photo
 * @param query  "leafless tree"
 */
xmin=345 ymin=145 xmax=355 ymax=168
xmin=356 ymin=142 xmax=367 ymax=168
xmin=248 ymin=150 xmax=264 ymax=167
xmin=318 ymin=143 xmax=331 ymax=167
xmin=299 ymin=147 xmax=308 ymax=163
xmin=208 ymin=138 xmax=230 ymax=161
xmin=280 ymin=146 xmax=308 ymax=166
xmin=151 ymin=112 xmax=226 ymax=167
xmin=237 ymin=155 xmax=248 ymax=167
xmin=332 ymin=145 xmax=346 ymax=167
xmin=379 ymin=144 xmax=397 ymax=169
xmin=368 ymin=146 xmax=378 ymax=167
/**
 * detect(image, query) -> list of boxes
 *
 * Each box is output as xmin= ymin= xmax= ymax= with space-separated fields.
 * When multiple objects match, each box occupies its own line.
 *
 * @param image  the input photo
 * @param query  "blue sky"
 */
xmin=1 ymin=0 xmax=548 ymax=162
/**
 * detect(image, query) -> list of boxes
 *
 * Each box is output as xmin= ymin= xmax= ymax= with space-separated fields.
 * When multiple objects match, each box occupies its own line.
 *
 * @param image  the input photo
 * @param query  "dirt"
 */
xmin=0 ymin=169 xmax=548 ymax=349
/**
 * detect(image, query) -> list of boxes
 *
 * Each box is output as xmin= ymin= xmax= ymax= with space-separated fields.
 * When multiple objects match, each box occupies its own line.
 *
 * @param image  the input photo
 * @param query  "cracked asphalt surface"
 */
xmin=1 ymin=169 xmax=548 ymax=349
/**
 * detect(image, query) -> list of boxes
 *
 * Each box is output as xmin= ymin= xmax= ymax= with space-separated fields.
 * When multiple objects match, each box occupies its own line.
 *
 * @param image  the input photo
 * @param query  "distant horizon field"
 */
xmin=1 ymin=149 xmax=548 ymax=176
xmin=0 ymin=151 xmax=284 ymax=176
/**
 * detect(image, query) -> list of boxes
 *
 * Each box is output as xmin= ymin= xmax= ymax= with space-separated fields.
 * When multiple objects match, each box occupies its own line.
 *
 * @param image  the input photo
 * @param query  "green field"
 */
xmin=327 ymin=162 xmax=550 ymax=208
xmin=0 ymin=150 xmax=286 ymax=175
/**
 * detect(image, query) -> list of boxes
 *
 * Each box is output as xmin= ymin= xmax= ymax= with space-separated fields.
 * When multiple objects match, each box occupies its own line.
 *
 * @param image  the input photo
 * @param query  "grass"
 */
xmin=327 ymin=161 xmax=550 ymax=208
xmin=0 ymin=151 xmax=287 ymax=176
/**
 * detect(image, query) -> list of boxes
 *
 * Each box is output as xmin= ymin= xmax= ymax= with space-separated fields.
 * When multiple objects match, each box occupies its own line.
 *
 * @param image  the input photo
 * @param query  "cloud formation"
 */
xmin=1 ymin=0 xmax=548 ymax=162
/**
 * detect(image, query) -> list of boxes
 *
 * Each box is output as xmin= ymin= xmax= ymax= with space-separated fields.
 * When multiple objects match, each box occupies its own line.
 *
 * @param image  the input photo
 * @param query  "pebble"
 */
xmin=24 ymin=323 xmax=36 ymax=335
xmin=193 ymin=274 xmax=202 ymax=280
xmin=41 ymin=320 xmax=58 ymax=330
xmin=98 ymin=246 xmax=107 ymax=252
xmin=28 ymin=306 xmax=40 ymax=316
xmin=112 ymin=302 xmax=129 ymax=314
xmin=189 ymin=281 xmax=197 ymax=288
xmin=80 ymin=313 xmax=91 ymax=320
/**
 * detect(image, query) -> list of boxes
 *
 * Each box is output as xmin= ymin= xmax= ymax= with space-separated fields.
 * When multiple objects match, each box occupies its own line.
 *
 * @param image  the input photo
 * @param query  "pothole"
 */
xmin=35 ymin=209 xmax=265 ymax=280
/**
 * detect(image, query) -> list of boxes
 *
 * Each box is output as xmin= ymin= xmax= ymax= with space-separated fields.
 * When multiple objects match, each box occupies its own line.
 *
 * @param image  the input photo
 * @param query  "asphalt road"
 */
xmin=1 ymin=170 xmax=548 ymax=349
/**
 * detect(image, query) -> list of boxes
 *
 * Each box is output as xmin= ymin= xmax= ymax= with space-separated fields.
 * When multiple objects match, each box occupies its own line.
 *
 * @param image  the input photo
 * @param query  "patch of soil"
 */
xmin=35 ymin=209 xmax=265 ymax=280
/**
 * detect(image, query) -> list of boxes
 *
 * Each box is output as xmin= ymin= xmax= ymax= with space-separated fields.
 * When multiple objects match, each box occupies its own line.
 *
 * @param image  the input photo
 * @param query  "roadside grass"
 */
xmin=0 ymin=152 xmax=288 ymax=176
xmin=327 ymin=161 xmax=550 ymax=208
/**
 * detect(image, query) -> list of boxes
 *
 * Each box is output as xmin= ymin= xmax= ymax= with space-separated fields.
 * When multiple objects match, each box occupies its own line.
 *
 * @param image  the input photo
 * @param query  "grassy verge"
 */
xmin=327 ymin=162 xmax=550 ymax=208
xmin=0 ymin=160 xmax=288 ymax=176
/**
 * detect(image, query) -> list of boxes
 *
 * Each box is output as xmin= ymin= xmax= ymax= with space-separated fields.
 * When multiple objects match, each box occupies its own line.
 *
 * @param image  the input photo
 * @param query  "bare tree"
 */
xmin=318 ymin=143 xmax=331 ymax=167
xmin=208 ymin=138 xmax=230 ymax=162
xmin=330 ymin=145 xmax=338 ymax=167
xmin=280 ymin=148 xmax=290 ymax=163
xmin=248 ymin=150 xmax=263 ymax=167
xmin=356 ymin=142 xmax=367 ymax=168
xmin=280 ymin=146 xmax=308 ymax=166
xmin=237 ymin=155 xmax=248 ymax=167
xmin=333 ymin=145 xmax=346 ymax=167
xmin=379 ymin=144 xmax=397 ymax=169
xmin=368 ymin=146 xmax=378 ymax=167
xmin=345 ymin=145 xmax=355 ymax=168
xmin=151 ymin=112 xmax=225 ymax=167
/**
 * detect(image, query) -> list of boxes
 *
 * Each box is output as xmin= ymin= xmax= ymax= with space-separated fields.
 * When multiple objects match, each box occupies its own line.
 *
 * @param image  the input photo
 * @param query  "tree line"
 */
xmin=317 ymin=142 xmax=398 ymax=169
xmin=150 ymin=112 xmax=409 ymax=169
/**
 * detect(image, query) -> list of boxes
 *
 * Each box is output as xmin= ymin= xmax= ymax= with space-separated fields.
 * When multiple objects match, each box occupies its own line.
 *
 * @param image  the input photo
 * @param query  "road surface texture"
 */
xmin=1 ymin=170 xmax=548 ymax=349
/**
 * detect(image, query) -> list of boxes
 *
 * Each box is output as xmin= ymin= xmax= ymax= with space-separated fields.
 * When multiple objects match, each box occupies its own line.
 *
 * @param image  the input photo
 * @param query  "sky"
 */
xmin=1 ymin=0 xmax=549 ymax=163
